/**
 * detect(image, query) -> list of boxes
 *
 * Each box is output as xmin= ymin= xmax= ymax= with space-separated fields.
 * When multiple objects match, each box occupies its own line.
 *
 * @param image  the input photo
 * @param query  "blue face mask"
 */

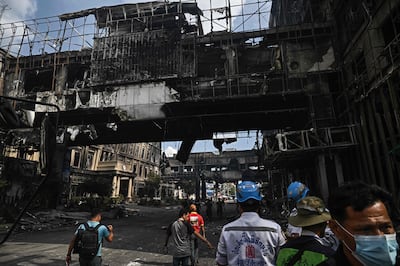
xmin=353 ymin=234 xmax=398 ymax=266
xmin=336 ymin=221 xmax=399 ymax=265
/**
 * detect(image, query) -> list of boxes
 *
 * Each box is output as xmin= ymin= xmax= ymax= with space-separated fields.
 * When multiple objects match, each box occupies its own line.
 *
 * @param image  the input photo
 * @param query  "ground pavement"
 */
xmin=0 ymin=203 xmax=241 ymax=266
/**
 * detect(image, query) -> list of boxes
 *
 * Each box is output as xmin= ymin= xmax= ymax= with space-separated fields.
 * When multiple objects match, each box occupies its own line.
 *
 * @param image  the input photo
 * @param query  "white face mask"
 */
xmin=335 ymin=220 xmax=399 ymax=266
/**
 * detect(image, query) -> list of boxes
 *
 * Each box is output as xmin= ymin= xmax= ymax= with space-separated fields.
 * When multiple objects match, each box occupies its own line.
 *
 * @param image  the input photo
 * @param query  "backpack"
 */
xmin=73 ymin=222 xmax=102 ymax=258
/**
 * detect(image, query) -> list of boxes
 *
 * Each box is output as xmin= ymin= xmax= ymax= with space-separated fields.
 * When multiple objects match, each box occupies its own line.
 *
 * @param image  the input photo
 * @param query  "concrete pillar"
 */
xmin=0 ymin=60 xmax=4 ymax=96
xmin=55 ymin=64 xmax=67 ymax=95
xmin=127 ymin=177 xmax=133 ymax=201
xmin=112 ymin=176 xmax=118 ymax=197
xmin=116 ymin=176 xmax=121 ymax=196
xmin=201 ymin=178 xmax=207 ymax=200
xmin=334 ymin=154 xmax=344 ymax=186
xmin=195 ymin=174 xmax=200 ymax=201
xmin=93 ymin=146 xmax=102 ymax=171
xmin=317 ymin=154 xmax=329 ymax=202
xmin=364 ymin=27 xmax=386 ymax=80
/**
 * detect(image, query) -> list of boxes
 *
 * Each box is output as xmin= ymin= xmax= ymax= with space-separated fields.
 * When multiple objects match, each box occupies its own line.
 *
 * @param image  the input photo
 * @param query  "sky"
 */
xmin=1 ymin=0 xmax=269 ymax=155
xmin=163 ymin=131 xmax=261 ymax=157
xmin=1 ymin=0 xmax=271 ymax=32
xmin=2 ymin=0 xmax=243 ymax=20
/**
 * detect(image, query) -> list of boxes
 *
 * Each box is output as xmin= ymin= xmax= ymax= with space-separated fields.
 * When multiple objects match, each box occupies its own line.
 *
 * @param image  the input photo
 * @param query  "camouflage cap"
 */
xmin=288 ymin=196 xmax=331 ymax=227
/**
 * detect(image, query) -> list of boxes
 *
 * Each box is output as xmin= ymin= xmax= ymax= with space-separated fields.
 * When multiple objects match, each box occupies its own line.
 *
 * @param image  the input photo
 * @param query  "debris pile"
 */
xmin=17 ymin=210 xmax=89 ymax=232
xmin=3 ymin=205 xmax=140 ymax=233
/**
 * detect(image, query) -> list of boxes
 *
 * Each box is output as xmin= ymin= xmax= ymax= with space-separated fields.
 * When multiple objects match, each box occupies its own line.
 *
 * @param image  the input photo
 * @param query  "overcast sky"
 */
xmin=2 ymin=0 xmax=260 ymax=155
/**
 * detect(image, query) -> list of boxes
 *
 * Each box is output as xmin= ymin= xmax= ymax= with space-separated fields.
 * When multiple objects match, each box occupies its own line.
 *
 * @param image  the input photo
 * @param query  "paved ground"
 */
xmin=0 ymin=203 xmax=240 ymax=266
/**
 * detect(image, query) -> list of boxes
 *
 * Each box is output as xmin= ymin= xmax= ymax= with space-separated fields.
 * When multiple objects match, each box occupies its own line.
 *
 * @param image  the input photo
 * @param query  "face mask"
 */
xmin=336 ymin=221 xmax=399 ymax=265
xmin=353 ymin=234 xmax=398 ymax=265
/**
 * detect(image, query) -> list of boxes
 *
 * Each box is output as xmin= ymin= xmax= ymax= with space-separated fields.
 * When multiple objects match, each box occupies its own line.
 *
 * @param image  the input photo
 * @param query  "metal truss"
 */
xmin=264 ymin=124 xmax=358 ymax=156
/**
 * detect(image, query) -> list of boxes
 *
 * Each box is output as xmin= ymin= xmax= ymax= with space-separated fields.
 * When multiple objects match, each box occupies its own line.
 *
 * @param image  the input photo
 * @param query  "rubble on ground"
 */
xmin=1 ymin=205 xmax=140 ymax=233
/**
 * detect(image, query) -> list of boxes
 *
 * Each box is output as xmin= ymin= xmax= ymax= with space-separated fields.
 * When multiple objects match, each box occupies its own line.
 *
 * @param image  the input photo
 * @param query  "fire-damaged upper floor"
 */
xmin=0 ymin=0 xmax=338 ymax=146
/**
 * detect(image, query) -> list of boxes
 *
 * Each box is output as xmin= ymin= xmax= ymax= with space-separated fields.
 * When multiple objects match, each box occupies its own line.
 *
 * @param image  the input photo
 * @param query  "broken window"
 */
xmin=101 ymin=151 xmax=108 ymax=161
xmin=184 ymin=166 xmax=193 ymax=172
xmin=120 ymin=144 xmax=127 ymax=154
xmin=85 ymin=151 xmax=94 ymax=169
xmin=73 ymin=151 xmax=81 ymax=167
xmin=24 ymin=68 xmax=53 ymax=93
xmin=139 ymin=165 xmax=143 ymax=176
xmin=128 ymin=145 xmax=134 ymax=155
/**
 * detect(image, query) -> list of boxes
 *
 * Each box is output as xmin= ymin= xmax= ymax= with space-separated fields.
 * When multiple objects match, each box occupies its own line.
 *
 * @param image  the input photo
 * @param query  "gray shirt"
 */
xmin=167 ymin=218 xmax=194 ymax=258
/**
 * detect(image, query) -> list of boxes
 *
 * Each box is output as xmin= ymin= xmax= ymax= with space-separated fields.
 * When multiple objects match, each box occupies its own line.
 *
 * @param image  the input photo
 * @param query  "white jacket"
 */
xmin=216 ymin=212 xmax=286 ymax=266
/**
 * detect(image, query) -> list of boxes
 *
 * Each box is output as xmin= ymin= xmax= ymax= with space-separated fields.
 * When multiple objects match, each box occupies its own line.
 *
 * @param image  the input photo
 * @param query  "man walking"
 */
xmin=276 ymin=196 xmax=335 ymax=265
xmin=66 ymin=209 xmax=114 ymax=266
xmin=165 ymin=208 xmax=213 ymax=266
xmin=216 ymin=181 xmax=286 ymax=266
xmin=217 ymin=198 xmax=225 ymax=218
xmin=188 ymin=204 xmax=205 ymax=266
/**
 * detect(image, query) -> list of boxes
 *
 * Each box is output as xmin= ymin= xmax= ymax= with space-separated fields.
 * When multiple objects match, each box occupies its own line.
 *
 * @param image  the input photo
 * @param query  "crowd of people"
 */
xmin=65 ymin=180 xmax=400 ymax=266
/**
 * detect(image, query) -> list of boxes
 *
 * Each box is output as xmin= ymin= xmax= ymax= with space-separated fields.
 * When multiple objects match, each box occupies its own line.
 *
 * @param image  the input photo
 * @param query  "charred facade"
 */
xmin=0 ymin=0 xmax=398 ymax=208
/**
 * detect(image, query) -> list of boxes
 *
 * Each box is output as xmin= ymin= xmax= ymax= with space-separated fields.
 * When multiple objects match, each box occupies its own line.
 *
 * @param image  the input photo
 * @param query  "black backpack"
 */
xmin=73 ymin=222 xmax=102 ymax=258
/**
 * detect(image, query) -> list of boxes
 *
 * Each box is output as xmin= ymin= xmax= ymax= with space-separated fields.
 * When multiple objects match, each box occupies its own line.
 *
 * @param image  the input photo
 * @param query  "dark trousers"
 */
xmin=173 ymin=256 xmax=190 ymax=266
xmin=79 ymin=256 xmax=102 ymax=266
xmin=190 ymin=238 xmax=199 ymax=265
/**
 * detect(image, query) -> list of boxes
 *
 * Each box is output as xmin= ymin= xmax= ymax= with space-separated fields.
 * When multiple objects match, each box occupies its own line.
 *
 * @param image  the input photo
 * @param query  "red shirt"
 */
xmin=188 ymin=212 xmax=204 ymax=233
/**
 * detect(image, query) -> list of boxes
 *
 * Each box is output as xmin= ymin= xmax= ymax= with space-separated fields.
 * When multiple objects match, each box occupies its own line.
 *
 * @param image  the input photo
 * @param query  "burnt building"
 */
xmin=262 ymin=0 xmax=400 ymax=203
xmin=0 ymin=0 xmax=399 ymax=207
xmin=162 ymin=149 xmax=260 ymax=200
xmin=69 ymin=142 xmax=160 ymax=201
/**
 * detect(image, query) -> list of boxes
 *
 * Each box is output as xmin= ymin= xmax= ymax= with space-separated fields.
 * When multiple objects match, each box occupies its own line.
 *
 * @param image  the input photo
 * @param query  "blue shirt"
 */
xmin=75 ymin=221 xmax=110 ymax=257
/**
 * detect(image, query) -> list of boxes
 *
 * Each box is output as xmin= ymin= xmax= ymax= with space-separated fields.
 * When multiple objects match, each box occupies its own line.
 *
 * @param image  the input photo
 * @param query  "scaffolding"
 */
xmin=0 ymin=1 xmax=333 ymax=95
xmin=0 ymin=1 xmax=273 ymax=57
xmin=332 ymin=0 xmax=400 ymax=199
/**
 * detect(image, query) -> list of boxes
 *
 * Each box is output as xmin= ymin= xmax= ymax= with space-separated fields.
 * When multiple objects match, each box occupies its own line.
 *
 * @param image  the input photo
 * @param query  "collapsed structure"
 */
xmin=0 ymin=0 xmax=398 ymax=215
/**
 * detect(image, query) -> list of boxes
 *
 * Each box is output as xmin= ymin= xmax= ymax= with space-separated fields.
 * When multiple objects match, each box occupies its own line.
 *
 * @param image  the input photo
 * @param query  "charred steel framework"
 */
xmin=0 ymin=1 xmax=345 ymax=190
xmin=0 ymin=0 xmax=333 ymax=100
xmin=331 ymin=0 xmax=400 ymax=202
xmin=0 ymin=0 xmax=337 ymax=144
xmin=4 ymin=0 xmax=398 ymax=209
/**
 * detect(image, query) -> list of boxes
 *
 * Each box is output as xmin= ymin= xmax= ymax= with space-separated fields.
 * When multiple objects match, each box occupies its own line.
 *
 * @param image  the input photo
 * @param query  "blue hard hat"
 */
xmin=236 ymin=181 xmax=262 ymax=203
xmin=287 ymin=181 xmax=309 ymax=202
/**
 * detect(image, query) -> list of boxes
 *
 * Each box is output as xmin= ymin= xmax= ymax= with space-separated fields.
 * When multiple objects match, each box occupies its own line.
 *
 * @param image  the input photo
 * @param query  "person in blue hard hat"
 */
xmin=286 ymin=181 xmax=339 ymax=251
xmin=287 ymin=181 xmax=310 ymax=238
xmin=216 ymin=181 xmax=286 ymax=266
xmin=287 ymin=181 xmax=309 ymax=203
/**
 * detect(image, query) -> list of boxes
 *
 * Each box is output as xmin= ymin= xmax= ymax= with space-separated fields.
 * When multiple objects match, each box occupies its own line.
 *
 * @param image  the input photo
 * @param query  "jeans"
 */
xmin=173 ymin=256 xmax=190 ymax=266
xmin=190 ymin=238 xmax=199 ymax=265
xmin=79 ymin=256 xmax=102 ymax=266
